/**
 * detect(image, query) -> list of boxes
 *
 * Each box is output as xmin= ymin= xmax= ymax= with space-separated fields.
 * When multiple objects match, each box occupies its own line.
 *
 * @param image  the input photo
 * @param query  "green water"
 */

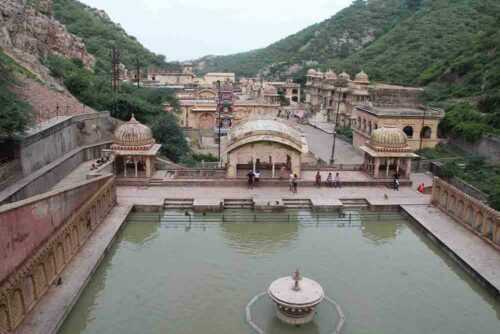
xmin=59 ymin=210 xmax=500 ymax=334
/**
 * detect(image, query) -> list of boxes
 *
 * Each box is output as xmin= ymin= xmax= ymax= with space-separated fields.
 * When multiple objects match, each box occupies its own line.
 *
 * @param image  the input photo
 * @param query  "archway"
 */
xmin=403 ymin=126 xmax=414 ymax=138
xmin=199 ymin=113 xmax=215 ymax=129
xmin=421 ymin=126 xmax=432 ymax=139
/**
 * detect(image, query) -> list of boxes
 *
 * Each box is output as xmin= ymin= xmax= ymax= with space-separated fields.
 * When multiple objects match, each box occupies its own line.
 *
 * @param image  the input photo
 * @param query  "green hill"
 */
xmin=52 ymin=0 xmax=180 ymax=74
xmin=195 ymin=0 xmax=418 ymax=78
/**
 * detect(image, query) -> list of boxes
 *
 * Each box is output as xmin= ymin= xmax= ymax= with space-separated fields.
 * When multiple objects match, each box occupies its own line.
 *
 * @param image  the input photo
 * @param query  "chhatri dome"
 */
xmin=368 ymin=127 xmax=411 ymax=152
xmin=306 ymin=68 xmax=317 ymax=76
xmin=339 ymin=71 xmax=351 ymax=81
xmin=111 ymin=114 xmax=156 ymax=151
xmin=354 ymin=70 xmax=369 ymax=84
xmin=325 ymin=69 xmax=337 ymax=80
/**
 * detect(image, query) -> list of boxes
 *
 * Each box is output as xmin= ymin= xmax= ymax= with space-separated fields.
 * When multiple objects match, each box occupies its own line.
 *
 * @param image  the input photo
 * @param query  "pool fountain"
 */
xmin=268 ymin=270 xmax=324 ymax=325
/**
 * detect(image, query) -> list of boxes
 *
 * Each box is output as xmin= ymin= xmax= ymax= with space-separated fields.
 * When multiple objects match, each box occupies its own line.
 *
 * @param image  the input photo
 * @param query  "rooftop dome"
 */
xmin=368 ymin=127 xmax=411 ymax=152
xmin=306 ymin=69 xmax=317 ymax=76
xmin=339 ymin=71 xmax=351 ymax=80
xmin=111 ymin=114 xmax=155 ymax=151
xmin=354 ymin=70 xmax=369 ymax=84
xmin=325 ymin=70 xmax=337 ymax=80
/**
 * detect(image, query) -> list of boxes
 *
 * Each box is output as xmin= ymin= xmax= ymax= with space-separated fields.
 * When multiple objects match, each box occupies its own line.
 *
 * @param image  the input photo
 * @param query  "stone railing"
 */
xmin=0 ymin=175 xmax=116 ymax=332
xmin=432 ymin=177 xmax=500 ymax=250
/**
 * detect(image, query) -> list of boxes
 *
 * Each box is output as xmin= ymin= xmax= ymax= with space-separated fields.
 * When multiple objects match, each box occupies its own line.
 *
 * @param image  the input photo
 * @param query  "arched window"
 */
xmin=403 ymin=126 xmax=414 ymax=138
xmin=421 ymin=126 xmax=432 ymax=139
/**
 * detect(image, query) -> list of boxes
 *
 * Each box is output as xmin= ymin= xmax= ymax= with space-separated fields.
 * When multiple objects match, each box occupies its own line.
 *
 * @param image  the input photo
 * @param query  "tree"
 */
xmin=150 ymin=113 xmax=190 ymax=162
xmin=0 ymin=53 xmax=33 ymax=138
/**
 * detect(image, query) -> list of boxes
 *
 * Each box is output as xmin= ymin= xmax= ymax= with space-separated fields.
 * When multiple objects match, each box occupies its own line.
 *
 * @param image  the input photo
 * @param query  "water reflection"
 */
xmin=220 ymin=221 xmax=298 ymax=255
xmin=361 ymin=221 xmax=403 ymax=244
xmin=122 ymin=217 xmax=160 ymax=245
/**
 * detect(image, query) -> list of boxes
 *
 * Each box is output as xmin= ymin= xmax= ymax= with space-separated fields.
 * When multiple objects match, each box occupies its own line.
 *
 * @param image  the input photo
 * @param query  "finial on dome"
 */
xmin=292 ymin=269 xmax=301 ymax=291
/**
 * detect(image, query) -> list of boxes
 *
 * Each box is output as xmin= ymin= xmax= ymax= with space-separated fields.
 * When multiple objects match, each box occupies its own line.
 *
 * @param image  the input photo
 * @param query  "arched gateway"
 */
xmin=224 ymin=119 xmax=308 ymax=178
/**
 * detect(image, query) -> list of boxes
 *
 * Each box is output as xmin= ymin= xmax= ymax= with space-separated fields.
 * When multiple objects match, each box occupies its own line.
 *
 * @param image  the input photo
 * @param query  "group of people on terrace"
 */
xmin=315 ymin=171 xmax=341 ymax=188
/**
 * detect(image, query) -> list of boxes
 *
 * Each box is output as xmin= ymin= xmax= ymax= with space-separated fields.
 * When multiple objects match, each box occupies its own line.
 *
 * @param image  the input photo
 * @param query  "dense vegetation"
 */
xmin=52 ymin=0 xmax=181 ymax=74
xmin=45 ymin=55 xmax=193 ymax=163
xmin=418 ymin=145 xmax=500 ymax=210
xmin=0 ymin=50 xmax=33 ymax=139
xmin=46 ymin=1 xmax=196 ymax=163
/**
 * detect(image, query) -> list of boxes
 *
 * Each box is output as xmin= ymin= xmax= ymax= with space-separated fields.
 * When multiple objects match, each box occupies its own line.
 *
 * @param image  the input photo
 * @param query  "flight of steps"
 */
xmin=163 ymin=198 xmax=194 ymax=209
xmin=282 ymin=198 xmax=312 ymax=209
xmin=223 ymin=198 xmax=254 ymax=209
xmin=340 ymin=198 xmax=369 ymax=209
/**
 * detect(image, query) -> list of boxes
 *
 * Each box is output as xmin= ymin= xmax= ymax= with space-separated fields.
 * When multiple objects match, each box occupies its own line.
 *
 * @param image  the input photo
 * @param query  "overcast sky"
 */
xmin=79 ymin=0 xmax=352 ymax=61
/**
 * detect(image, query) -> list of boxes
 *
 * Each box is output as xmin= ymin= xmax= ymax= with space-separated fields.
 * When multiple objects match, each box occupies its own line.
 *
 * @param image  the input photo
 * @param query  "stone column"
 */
xmin=385 ymin=159 xmax=390 ymax=177
xmin=134 ymin=159 xmax=138 ymax=177
xmin=123 ymin=157 xmax=127 ymax=177
xmin=146 ymin=157 xmax=151 ymax=178
xmin=374 ymin=158 xmax=380 ymax=178
xmin=405 ymin=158 xmax=412 ymax=178
xmin=396 ymin=159 xmax=400 ymax=175
xmin=272 ymin=162 xmax=276 ymax=178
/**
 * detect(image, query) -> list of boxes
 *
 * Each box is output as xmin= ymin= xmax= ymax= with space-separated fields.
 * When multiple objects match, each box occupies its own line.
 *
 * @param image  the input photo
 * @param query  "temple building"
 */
xmin=352 ymin=85 xmax=444 ymax=151
xmin=240 ymin=78 xmax=301 ymax=104
xmin=360 ymin=127 xmax=418 ymax=179
xmin=304 ymin=69 xmax=444 ymax=141
xmin=176 ymin=85 xmax=280 ymax=132
xmin=144 ymin=63 xmax=196 ymax=87
xmin=305 ymin=69 xmax=371 ymax=127
xmin=224 ymin=119 xmax=308 ymax=178
xmin=110 ymin=115 xmax=161 ymax=178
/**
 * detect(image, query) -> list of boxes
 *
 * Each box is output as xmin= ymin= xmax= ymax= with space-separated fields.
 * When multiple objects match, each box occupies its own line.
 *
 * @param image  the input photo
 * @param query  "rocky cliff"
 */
xmin=0 ymin=0 xmax=94 ymax=83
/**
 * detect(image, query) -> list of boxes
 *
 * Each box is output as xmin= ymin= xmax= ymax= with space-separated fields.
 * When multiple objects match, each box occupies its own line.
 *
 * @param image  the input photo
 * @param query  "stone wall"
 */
xmin=0 ymin=175 xmax=116 ymax=332
xmin=19 ymin=112 xmax=117 ymax=175
xmin=0 ymin=0 xmax=94 ymax=84
xmin=448 ymin=135 xmax=500 ymax=163
xmin=432 ymin=177 xmax=500 ymax=250
xmin=1 ymin=142 xmax=111 ymax=204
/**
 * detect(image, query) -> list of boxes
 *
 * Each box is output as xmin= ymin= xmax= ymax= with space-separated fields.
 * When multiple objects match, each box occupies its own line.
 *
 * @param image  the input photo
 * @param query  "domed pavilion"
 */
xmin=111 ymin=115 xmax=161 ymax=178
xmin=360 ymin=127 xmax=418 ymax=179
xmin=224 ymin=119 xmax=308 ymax=178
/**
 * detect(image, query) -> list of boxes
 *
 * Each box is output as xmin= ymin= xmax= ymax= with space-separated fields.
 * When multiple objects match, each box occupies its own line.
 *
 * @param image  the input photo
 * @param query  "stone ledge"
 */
xmin=14 ymin=204 xmax=133 ymax=334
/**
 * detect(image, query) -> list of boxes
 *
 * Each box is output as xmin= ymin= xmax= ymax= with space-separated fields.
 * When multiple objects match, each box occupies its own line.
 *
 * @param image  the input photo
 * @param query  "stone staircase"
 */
xmin=282 ymin=198 xmax=312 ymax=209
xmin=163 ymin=198 xmax=194 ymax=209
xmin=340 ymin=198 xmax=369 ymax=209
xmin=223 ymin=198 xmax=254 ymax=209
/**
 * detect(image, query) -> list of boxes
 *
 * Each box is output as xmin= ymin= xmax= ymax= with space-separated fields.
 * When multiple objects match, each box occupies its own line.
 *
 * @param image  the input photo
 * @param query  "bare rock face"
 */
xmin=0 ymin=0 xmax=95 ymax=82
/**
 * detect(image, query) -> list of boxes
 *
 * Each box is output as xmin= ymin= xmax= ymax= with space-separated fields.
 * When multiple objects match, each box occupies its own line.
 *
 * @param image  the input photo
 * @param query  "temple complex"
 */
xmin=304 ymin=70 xmax=445 ymax=152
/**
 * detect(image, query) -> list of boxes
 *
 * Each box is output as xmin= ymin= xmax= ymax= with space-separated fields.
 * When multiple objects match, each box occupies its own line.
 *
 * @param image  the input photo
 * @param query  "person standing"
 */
xmin=247 ymin=170 xmax=254 ymax=189
xmin=254 ymin=170 xmax=261 ymax=187
xmin=327 ymin=172 xmax=333 ymax=188
xmin=292 ymin=174 xmax=298 ymax=193
xmin=315 ymin=171 xmax=322 ymax=187
xmin=334 ymin=172 xmax=341 ymax=188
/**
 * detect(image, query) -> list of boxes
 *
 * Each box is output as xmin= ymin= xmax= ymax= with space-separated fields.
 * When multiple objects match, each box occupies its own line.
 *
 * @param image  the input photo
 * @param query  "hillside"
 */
xmin=195 ymin=0 xmax=417 ymax=78
xmin=194 ymin=0 xmax=500 ymax=88
xmin=52 ymin=0 xmax=180 ymax=74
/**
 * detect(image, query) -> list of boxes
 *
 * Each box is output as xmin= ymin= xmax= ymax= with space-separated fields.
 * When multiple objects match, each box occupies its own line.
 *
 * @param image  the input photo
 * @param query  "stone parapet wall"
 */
xmin=0 ymin=175 xmax=116 ymax=332
xmin=19 ymin=112 xmax=117 ymax=176
xmin=1 ymin=142 xmax=111 ymax=204
xmin=432 ymin=177 xmax=500 ymax=250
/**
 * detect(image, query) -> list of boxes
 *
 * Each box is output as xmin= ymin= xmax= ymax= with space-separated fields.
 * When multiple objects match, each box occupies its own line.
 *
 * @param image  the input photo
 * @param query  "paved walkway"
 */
xmin=298 ymin=124 xmax=363 ymax=164
xmin=15 ymin=205 xmax=133 ymax=334
xmin=402 ymin=205 xmax=500 ymax=293
xmin=117 ymin=182 xmax=431 ymax=208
